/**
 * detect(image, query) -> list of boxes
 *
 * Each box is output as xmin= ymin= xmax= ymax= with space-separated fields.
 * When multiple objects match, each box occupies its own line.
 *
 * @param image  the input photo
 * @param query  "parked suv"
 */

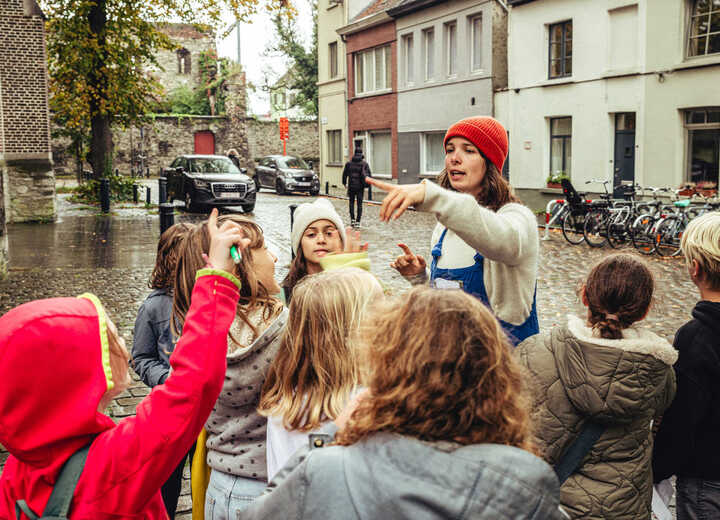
xmin=163 ymin=155 xmax=256 ymax=212
xmin=254 ymin=155 xmax=320 ymax=195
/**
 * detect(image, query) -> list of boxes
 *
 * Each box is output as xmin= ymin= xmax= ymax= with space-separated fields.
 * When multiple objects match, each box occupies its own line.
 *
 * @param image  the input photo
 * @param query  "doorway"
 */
xmin=194 ymin=131 xmax=215 ymax=155
xmin=613 ymin=113 xmax=636 ymax=198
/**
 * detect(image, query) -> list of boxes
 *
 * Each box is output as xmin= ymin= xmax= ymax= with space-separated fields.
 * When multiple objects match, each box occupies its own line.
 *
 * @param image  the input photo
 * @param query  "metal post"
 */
xmin=289 ymin=204 xmax=298 ymax=260
xmin=159 ymin=203 xmax=174 ymax=234
xmin=114 ymin=168 xmax=119 ymax=176
xmin=133 ymin=184 xmax=138 ymax=204
xmin=99 ymin=178 xmax=110 ymax=213
xmin=367 ymin=183 xmax=372 ymax=202
xmin=158 ymin=177 xmax=167 ymax=204
xmin=146 ymin=186 xmax=151 ymax=204
xmin=146 ymin=166 xmax=150 ymax=178
xmin=325 ymin=181 xmax=329 ymax=195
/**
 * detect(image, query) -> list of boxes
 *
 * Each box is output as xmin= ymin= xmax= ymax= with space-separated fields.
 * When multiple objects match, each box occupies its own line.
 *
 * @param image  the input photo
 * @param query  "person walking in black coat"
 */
xmin=342 ymin=148 xmax=371 ymax=228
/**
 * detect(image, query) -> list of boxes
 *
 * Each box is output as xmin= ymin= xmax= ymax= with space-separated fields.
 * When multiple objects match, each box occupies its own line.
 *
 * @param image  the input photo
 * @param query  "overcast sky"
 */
xmin=217 ymin=2 xmax=313 ymax=116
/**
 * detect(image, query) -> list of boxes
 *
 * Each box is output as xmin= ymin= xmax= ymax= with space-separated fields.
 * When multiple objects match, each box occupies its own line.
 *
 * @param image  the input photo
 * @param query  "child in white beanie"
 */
xmin=282 ymin=199 xmax=368 ymax=302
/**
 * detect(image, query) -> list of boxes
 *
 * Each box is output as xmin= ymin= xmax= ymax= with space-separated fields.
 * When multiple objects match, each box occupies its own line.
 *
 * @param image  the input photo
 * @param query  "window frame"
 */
xmin=423 ymin=27 xmax=435 ymax=81
xmin=684 ymin=107 xmax=720 ymax=186
xmin=445 ymin=21 xmax=458 ymax=77
xmin=327 ymin=129 xmax=343 ymax=165
xmin=469 ymin=14 xmax=483 ymax=73
xmin=402 ymin=33 xmax=414 ymax=86
xmin=329 ymin=41 xmax=338 ymax=79
xmin=548 ymin=20 xmax=573 ymax=79
xmin=354 ymin=45 xmax=392 ymax=96
xmin=549 ymin=117 xmax=572 ymax=176
xmin=687 ymin=0 xmax=720 ymax=58
xmin=421 ymin=132 xmax=446 ymax=175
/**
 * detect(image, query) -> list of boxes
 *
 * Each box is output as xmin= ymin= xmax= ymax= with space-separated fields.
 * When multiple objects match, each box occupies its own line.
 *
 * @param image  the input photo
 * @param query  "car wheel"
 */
xmin=242 ymin=203 xmax=255 ymax=213
xmin=185 ymin=191 xmax=197 ymax=212
xmin=309 ymin=188 xmax=320 ymax=196
xmin=275 ymin=179 xmax=286 ymax=195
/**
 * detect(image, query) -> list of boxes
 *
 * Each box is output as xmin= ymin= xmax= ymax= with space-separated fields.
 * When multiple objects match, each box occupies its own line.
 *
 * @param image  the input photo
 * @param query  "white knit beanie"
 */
xmin=291 ymin=198 xmax=347 ymax=255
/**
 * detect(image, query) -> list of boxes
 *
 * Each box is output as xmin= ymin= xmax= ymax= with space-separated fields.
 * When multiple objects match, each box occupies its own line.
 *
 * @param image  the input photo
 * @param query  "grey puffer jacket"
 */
xmin=241 ymin=426 xmax=564 ymax=520
xmin=515 ymin=316 xmax=677 ymax=520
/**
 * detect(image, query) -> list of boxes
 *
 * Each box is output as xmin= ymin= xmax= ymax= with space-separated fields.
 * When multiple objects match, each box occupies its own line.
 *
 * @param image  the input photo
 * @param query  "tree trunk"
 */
xmin=88 ymin=0 xmax=112 ymax=179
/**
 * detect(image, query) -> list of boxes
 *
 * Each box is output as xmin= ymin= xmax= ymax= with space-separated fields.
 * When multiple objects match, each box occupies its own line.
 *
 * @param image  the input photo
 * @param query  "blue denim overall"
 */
xmin=430 ymin=228 xmax=539 ymax=346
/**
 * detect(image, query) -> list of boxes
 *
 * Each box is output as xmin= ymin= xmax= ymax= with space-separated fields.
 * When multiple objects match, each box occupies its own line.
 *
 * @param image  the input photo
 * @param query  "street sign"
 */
xmin=279 ymin=117 xmax=289 ymax=155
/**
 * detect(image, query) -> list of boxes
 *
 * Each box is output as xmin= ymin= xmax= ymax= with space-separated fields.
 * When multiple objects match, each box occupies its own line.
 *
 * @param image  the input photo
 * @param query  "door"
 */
xmin=613 ymin=113 xmax=636 ymax=198
xmin=194 ymin=131 xmax=215 ymax=154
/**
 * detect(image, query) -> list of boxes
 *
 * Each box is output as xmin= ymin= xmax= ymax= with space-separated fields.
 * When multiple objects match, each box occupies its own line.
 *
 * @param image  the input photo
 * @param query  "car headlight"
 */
xmin=194 ymin=180 xmax=210 ymax=190
xmin=284 ymin=171 xmax=294 ymax=179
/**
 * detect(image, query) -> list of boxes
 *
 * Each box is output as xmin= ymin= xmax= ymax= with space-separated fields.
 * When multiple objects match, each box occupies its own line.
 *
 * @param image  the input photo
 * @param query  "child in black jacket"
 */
xmin=653 ymin=211 xmax=720 ymax=520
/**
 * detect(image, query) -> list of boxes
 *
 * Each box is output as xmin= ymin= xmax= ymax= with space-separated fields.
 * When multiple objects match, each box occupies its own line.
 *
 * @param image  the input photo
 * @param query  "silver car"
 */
xmin=254 ymin=155 xmax=320 ymax=195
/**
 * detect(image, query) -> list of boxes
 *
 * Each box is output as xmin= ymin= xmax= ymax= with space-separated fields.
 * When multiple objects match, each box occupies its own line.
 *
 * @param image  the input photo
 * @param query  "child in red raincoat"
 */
xmin=0 ymin=209 xmax=247 ymax=519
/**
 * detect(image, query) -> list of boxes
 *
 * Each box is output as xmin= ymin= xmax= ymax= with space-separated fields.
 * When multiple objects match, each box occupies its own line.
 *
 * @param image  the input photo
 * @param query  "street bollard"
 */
xmin=146 ymin=187 xmax=151 ymax=204
xmin=99 ymin=178 xmax=110 ymax=213
xmin=158 ymin=177 xmax=167 ymax=204
xmin=367 ymin=183 xmax=372 ymax=202
xmin=325 ymin=181 xmax=329 ymax=195
xmin=115 ymin=168 xmax=119 ymax=176
xmin=132 ymin=184 xmax=138 ymax=204
xmin=159 ymin=203 xmax=174 ymax=234
xmin=146 ymin=167 xmax=150 ymax=178
xmin=289 ymin=204 xmax=298 ymax=260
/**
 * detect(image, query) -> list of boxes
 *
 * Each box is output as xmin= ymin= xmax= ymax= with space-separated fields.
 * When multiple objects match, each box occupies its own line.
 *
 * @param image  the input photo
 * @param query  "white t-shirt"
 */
xmin=266 ymin=415 xmax=330 ymax=482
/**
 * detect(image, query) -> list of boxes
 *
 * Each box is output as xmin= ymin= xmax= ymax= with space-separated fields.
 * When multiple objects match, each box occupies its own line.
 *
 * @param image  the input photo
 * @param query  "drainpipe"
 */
xmin=495 ymin=0 xmax=509 ymax=12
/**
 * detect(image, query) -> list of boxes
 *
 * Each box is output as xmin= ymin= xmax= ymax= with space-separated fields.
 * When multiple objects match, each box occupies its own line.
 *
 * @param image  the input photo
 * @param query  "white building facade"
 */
xmin=498 ymin=0 xmax=720 ymax=208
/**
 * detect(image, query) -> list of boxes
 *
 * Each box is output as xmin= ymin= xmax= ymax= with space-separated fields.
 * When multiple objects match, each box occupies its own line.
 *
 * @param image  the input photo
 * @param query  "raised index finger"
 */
xmin=207 ymin=208 xmax=219 ymax=234
xmin=397 ymin=243 xmax=414 ymax=256
xmin=366 ymin=177 xmax=395 ymax=192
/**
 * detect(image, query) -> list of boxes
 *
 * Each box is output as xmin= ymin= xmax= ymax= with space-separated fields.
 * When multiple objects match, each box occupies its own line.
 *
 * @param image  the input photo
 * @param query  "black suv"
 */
xmin=254 ymin=155 xmax=320 ymax=195
xmin=164 ymin=155 xmax=256 ymax=212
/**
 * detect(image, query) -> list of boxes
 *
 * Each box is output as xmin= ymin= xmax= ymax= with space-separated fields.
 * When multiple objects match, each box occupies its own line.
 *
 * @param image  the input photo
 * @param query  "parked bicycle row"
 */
xmin=545 ymin=179 xmax=720 ymax=257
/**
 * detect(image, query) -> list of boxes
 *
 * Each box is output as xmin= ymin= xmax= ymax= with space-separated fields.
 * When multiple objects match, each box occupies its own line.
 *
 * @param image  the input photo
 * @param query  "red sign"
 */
xmin=279 ymin=117 xmax=289 ymax=140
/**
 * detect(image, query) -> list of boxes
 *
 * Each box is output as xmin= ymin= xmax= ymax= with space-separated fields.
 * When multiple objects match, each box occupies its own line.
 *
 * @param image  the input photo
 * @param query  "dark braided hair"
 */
xmin=583 ymin=254 xmax=654 ymax=339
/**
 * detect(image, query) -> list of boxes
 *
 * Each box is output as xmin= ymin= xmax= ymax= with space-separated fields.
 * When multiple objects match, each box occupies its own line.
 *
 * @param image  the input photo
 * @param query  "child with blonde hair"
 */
xmin=0 ymin=209 xmax=248 ymax=519
xmin=259 ymin=267 xmax=383 ymax=480
xmin=653 ymin=211 xmax=720 ymax=520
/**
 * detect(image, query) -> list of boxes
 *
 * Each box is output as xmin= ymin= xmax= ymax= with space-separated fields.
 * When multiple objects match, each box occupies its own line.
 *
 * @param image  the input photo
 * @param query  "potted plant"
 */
xmin=546 ymin=173 xmax=570 ymax=189
xmin=697 ymin=180 xmax=718 ymax=197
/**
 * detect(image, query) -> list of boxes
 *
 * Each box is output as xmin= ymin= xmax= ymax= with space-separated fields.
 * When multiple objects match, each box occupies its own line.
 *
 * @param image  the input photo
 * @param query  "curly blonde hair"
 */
xmin=335 ymin=286 xmax=535 ymax=452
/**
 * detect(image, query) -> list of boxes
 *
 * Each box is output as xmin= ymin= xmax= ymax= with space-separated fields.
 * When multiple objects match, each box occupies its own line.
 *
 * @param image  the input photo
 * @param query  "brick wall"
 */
xmin=345 ymin=21 xmax=398 ymax=178
xmin=0 ymin=0 xmax=51 ymax=155
xmin=247 ymin=119 xmax=319 ymax=165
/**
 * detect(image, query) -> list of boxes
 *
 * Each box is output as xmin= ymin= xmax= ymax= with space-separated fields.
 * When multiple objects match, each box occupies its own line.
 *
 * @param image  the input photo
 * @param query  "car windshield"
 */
xmin=188 ymin=157 xmax=239 ymax=174
xmin=277 ymin=157 xmax=309 ymax=169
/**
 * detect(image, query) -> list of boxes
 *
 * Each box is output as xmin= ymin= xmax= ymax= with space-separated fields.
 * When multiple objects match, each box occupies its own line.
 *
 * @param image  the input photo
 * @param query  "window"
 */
xmin=177 ymin=49 xmax=191 ymax=75
xmin=470 ymin=15 xmax=482 ymax=72
xmin=423 ymin=28 xmax=435 ymax=80
xmin=423 ymin=133 xmax=445 ymax=174
xmin=685 ymin=108 xmax=720 ymax=187
xmin=445 ymin=22 xmax=457 ymax=76
xmin=550 ymin=117 xmax=572 ymax=176
xmin=329 ymin=41 xmax=338 ymax=78
xmin=688 ymin=0 xmax=720 ymax=57
xmin=289 ymin=93 xmax=296 ymax=106
xmin=549 ymin=20 xmax=572 ymax=79
xmin=402 ymin=34 xmax=414 ymax=85
xmin=354 ymin=130 xmax=392 ymax=176
xmin=354 ymin=45 xmax=391 ymax=95
xmin=327 ymin=129 xmax=342 ymax=164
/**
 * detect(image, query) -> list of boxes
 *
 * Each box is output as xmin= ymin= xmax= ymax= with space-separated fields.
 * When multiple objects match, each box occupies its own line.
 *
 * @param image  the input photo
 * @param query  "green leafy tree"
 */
xmin=266 ymin=0 xmax=318 ymax=116
xmin=40 ymin=0 xmax=290 ymax=178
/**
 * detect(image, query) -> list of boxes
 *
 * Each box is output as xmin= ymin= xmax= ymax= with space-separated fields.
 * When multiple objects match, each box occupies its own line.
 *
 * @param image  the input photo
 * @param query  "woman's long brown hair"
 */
xmin=149 ymin=222 xmax=194 ymax=290
xmin=335 ymin=287 xmax=535 ymax=452
xmin=437 ymin=155 xmax=519 ymax=212
xmin=171 ymin=215 xmax=282 ymax=343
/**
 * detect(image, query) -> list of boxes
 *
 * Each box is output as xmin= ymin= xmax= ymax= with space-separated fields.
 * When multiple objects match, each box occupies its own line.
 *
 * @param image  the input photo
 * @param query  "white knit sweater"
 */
xmin=414 ymin=180 xmax=539 ymax=326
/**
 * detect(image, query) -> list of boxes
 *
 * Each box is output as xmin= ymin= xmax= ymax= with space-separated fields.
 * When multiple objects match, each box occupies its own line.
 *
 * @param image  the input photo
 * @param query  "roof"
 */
xmin=386 ymin=0 xmax=446 ymax=18
xmin=507 ymin=0 xmax=539 ymax=5
xmin=351 ymin=0 xmax=404 ymax=23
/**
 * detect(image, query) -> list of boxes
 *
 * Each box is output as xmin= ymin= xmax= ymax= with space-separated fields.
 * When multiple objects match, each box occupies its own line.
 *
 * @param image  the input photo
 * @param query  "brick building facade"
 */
xmin=339 ymin=3 xmax=400 ymax=179
xmin=0 ymin=0 xmax=55 ymax=278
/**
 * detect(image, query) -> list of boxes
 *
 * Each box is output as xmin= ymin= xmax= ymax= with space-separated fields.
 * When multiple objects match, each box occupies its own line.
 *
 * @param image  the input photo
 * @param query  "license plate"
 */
xmin=296 ymin=182 xmax=310 ymax=187
xmin=219 ymin=192 xmax=237 ymax=199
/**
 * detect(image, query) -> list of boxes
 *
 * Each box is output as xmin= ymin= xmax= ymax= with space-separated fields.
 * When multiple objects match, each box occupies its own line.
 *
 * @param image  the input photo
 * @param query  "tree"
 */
xmin=40 ymin=0 xmax=290 ymax=178
xmin=265 ymin=0 xmax=318 ymax=116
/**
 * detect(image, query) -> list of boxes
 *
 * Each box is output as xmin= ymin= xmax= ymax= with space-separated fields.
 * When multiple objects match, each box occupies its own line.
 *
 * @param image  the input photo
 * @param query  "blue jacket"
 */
xmin=242 ymin=427 xmax=563 ymax=520
xmin=132 ymin=289 xmax=175 ymax=388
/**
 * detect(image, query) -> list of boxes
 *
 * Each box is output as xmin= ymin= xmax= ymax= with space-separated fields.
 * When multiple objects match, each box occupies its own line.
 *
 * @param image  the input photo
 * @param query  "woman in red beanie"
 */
xmin=368 ymin=116 xmax=539 ymax=345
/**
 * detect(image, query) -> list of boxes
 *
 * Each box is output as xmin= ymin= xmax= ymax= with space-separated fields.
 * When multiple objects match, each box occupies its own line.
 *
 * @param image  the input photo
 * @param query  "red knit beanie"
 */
xmin=443 ymin=116 xmax=508 ymax=172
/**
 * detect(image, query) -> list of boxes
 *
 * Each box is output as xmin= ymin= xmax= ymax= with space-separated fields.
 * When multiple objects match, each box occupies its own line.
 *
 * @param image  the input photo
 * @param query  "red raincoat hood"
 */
xmin=0 ymin=295 xmax=116 ymax=481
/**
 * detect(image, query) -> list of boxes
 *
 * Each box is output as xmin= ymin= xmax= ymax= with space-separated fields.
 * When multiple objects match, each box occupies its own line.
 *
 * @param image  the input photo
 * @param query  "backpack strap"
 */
xmin=554 ymin=421 xmax=605 ymax=484
xmin=14 ymin=443 xmax=92 ymax=520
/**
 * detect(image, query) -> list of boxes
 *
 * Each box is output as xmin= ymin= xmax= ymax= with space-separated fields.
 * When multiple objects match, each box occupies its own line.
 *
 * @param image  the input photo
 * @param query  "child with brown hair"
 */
xmin=173 ymin=215 xmax=287 ymax=517
xmin=258 ymin=267 xmax=383 ymax=480
xmin=516 ymin=253 xmax=677 ymax=519
xmin=0 ymin=209 xmax=248 ymax=519
xmin=653 ymin=212 xmax=720 ymax=520
xmin=132 ymin=221 xmax=194 ymax=518
xmin=242 ymin=287 xmax=563 ymax=519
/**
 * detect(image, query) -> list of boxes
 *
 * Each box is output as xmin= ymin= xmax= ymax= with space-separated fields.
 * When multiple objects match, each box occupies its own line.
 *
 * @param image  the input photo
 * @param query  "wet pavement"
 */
xmin=0 ymin=185 xmax=694 ymax=518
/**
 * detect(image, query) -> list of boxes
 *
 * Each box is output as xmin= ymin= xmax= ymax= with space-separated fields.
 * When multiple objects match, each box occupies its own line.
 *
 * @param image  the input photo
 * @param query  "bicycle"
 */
xmin=605 ymin=183 xmax=652 ymax=249
xmin=629 ymin=187 xmax=671 ymax=255
xmin=655 ymin=191 xmax=720 ymax=257
xmin=581 ymin=179 xmax=616 ymax=248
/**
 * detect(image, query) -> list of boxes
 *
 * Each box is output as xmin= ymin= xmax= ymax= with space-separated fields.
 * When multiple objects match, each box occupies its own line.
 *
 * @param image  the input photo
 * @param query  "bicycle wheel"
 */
xmin=561 ymin=210 xmax=585 ymax=245
xmin=583 ymin=209 xmax=608 ymax=247
xmin=606 ymin=209 xmax=630 ymax=249
xmin=630 ymin=214 xmax=657 ymax=255
xmin=654 ymin=217 xmax=683 ymax=257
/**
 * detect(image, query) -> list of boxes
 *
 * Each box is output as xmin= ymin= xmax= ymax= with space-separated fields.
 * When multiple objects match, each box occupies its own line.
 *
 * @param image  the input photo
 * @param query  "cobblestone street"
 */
xmin=0 ymin=189 xmax=695 ymax=518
